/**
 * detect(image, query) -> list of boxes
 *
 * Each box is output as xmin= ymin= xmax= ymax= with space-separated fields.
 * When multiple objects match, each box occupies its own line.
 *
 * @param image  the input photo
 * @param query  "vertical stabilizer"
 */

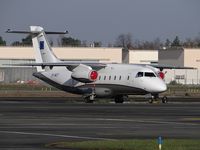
xmin=30 ymin=26 xmax=60 ymax=71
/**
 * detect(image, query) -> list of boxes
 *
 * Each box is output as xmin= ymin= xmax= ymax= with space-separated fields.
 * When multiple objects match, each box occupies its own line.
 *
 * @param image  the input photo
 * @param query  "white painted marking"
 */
xmin=0 ymin=130 xmax=115 ymax=141
xmin=94 ymin=118 xmax=199 ymax=126
xmin=0 ymin=123 xmax=112 ymax=126
xmin=9 ymin=117 xmax=197 ymax=126
xmin=173 ymin=126 xmax=200 ymax=129
xmin=12 ymin=117 xmax=196 ymax=126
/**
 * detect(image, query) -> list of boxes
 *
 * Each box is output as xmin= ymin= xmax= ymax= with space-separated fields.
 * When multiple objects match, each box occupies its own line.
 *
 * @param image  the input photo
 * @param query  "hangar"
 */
xmin=0 ymin=47 xmax=122 ymax=83
xmin=159 ymin=48 xmax=200 ymax=84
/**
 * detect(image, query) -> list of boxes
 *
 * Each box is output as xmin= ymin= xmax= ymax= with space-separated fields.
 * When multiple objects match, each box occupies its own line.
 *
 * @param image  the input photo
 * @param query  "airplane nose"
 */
xmin=159 ymin=82 xmax=167 ymax=92
xmin=147 ymin=79 xmax=167 ymax=93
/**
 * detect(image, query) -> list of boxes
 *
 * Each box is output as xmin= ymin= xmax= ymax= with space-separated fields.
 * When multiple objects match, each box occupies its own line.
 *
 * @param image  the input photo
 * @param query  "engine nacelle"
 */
xmin=71 ymin=64 xmax=98 ymax=83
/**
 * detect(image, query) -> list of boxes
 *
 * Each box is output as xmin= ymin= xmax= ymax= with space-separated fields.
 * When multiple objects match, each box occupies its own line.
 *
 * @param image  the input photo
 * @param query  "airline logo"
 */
xmin=40 ymin=41 xmax=44 ymax=50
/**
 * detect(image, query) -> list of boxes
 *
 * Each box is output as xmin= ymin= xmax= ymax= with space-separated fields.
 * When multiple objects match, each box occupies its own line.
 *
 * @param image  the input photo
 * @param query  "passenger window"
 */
xmin=145 ymin=72 xmax=156 ymax=77
xmin=136 ymin=72 xmax=143 ymax=77
xmin=104 ymin=76 xmax=106 ymax=80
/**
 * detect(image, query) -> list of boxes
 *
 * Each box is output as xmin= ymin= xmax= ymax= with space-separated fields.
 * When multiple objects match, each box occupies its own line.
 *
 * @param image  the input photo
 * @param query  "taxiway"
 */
xmin=0 ymin=99 xmax=200 ymax=149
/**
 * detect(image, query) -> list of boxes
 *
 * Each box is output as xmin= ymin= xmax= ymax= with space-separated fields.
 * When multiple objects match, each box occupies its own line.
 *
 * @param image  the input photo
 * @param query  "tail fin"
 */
xmin=30 ymin=26 xmax=59 ymax=64
xmin=6 ymin=26 xmax=68 ymax=71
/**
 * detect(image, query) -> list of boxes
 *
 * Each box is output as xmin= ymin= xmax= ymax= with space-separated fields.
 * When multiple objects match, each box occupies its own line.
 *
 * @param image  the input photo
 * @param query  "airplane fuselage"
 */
xmin=33 ymin=63 xmax=167 ymax=98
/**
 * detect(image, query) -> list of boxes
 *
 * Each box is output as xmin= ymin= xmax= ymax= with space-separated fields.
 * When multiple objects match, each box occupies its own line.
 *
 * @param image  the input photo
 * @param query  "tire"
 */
xmin=148 ymin=99 xmax=153 ymax=103
xmin=85 ymin=98 xmax=94 ymax=103
xmin=84 ymin=95 xmax=95 ymax=103
xmin=115 ymin=95 xmax=127 ymax=103
xmin=162 ymin=96 xmax=168 ymax=103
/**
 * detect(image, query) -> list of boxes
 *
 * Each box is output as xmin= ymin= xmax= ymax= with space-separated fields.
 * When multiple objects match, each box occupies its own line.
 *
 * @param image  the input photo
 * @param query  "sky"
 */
xmin=0 ymin=0 xmax=200 ymax=46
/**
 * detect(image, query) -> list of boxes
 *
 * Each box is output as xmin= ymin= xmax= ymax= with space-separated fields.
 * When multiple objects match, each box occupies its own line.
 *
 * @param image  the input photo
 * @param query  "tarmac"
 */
xmin=0 ymin=98 xmax=200 ymax=149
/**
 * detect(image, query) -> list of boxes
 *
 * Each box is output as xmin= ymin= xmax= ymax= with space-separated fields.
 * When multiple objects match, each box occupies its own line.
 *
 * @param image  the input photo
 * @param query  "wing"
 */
xmin=129 ymin=63 xmax=196 ymax=71
xmin=6 ymin=61 xmax=107 ymax=71
xmin=148 ymin=64 xmax=196 ymax=70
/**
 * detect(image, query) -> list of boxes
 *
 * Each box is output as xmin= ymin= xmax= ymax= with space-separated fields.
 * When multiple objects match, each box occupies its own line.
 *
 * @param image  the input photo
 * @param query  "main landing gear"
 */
xmin=84 ymin=93 xmax=96 ymax=103
xmin=148 ymin=94 xmax=168 ymax=104
xmin=114 ymin=95 xmax=128 ymax=103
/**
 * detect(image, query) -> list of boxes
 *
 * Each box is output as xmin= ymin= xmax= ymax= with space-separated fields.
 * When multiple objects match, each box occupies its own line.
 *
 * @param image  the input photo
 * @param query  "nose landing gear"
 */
xmin=148 ymin=94 xmax=168 ymax=104
xmin=161 ymin=96 xmax=168 ymax=103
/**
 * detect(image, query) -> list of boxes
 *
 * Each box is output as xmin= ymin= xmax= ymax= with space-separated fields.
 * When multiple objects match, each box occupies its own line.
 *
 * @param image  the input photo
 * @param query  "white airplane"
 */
xmin=6 ymin=26 xmax=193 ymax=103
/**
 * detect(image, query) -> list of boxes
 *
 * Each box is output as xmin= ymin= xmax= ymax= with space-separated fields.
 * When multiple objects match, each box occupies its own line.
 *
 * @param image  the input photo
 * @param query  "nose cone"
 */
xmin=147 ymin=79 xmax=167 ymax=93
xmin=158 ymin=82 xmax=167 ymax=93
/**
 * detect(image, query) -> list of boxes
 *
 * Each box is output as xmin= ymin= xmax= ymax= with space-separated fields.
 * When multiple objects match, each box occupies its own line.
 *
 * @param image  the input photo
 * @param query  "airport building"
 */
xmin=159 ymin=48 xmax=200 ymax=84
xmin=0 ymin=47 xmax=122 ymax=83
xmin=0 ymin=46 xmax=199 ymax=84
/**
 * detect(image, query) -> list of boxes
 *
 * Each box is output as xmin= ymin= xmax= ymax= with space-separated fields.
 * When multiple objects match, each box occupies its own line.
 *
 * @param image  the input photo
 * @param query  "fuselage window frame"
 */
xmin=136 ymin=72 xmax=143 ymax=78
xmin=144 ymin=72 xmax=156 ymax=77
xmin=109 ymin=76 xmax=111 ymax=80
xmin=114 ymin=76 xmax=116 ymax=80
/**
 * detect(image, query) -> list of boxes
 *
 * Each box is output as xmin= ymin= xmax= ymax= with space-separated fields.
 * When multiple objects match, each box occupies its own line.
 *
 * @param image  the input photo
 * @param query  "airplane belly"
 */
xmin=79 ymin=83 xmax=148 ymax=98
xmin=95 ymin=87 xmax=112 ymax=98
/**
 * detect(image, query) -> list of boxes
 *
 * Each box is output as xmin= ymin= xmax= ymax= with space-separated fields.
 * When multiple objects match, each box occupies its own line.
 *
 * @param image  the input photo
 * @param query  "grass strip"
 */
xmin=47 ymin=139 xmax=200 ymax=150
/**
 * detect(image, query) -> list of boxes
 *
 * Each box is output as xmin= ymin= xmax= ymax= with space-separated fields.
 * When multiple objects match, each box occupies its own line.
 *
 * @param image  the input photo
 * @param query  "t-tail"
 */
xmin=30 ymin=26 xmax=59 ymax=71
xmin=6 ymin=26 xmax=68 ymax=71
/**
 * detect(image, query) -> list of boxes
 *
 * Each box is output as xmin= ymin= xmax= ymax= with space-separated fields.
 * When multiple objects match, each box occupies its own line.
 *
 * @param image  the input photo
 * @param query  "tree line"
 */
xmin=0 ymin=33 xmax=200 ymax=49
xmin=0 ymin=34 xmax=102 ymax=47
xmin=115 ymin=33 xmax=200 ymax=49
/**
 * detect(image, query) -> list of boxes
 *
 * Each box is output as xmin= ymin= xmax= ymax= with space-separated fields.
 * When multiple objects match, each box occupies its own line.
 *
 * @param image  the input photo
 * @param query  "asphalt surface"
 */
xmin=0 ymin=99 xmax=200 ymax=149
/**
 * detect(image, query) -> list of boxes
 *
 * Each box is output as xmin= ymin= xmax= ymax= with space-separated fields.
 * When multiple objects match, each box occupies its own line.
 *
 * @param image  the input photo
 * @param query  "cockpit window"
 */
xmin=136 ymin=72 xmax=143 ymax=77
xmin=144 ymin=72 xmax=156 ymax=77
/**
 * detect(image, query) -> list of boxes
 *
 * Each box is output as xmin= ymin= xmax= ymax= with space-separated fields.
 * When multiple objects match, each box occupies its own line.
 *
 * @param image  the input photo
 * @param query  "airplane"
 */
xmin=6 ymin=26 xmax=194 ymax=103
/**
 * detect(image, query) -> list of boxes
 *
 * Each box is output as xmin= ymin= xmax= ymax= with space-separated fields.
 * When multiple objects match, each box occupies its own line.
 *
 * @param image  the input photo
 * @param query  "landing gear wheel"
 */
xmin=148 ymin=94 xmax=159 ymax=104
xmin=162 ymin=96 xmax=168 ymax=103
xmin=84 ymin=98 xmax=94 ymax=103
xmin=148 ymin=98 xmax=153 ymax=104
xmin=114 ymin=95 xmax=128 ymax=103
xmin=84 ymin=94 xmax=95 ymax=103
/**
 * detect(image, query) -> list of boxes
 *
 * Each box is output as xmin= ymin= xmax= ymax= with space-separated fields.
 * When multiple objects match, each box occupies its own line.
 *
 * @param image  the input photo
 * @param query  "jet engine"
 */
xmin=71 ymin=64 xmax=98 ymax=83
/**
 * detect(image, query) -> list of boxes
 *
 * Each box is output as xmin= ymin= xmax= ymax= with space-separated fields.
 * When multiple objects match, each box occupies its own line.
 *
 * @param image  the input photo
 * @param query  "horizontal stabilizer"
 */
xmin=6 ymin=29 xmax=68 ymax=34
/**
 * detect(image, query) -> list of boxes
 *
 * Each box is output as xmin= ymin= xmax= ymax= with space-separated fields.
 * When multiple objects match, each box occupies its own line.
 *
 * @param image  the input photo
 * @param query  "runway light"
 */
xmin=157 ymin=136 xmax=163 ymax=150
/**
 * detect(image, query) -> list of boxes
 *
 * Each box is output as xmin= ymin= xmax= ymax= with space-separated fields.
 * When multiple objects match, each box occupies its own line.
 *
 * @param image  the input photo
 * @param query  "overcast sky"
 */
xmin=0 ymin=0 xmax=200 ymax=45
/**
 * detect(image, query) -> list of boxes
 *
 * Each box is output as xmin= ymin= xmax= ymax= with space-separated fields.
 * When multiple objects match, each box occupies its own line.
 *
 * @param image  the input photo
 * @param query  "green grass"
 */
xmin=47 ymin=139 xmax=200 ymax=150
xmin=0 ymin=83 xmax=58 ymax=91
